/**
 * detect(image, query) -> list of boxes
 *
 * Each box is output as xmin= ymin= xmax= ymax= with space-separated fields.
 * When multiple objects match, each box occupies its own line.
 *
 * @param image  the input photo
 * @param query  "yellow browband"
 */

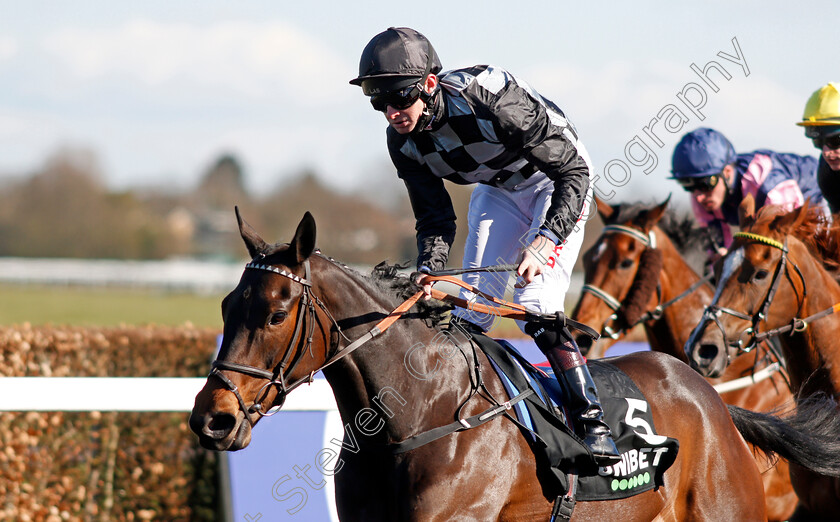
xmin=733 ymin=232 xmax=787 ymax=252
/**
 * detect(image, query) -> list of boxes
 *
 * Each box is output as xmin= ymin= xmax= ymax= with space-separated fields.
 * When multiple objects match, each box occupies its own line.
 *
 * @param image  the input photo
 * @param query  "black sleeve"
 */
xmin=483 ymin=81 xmax=590 ymax=242
xmin=388 ymin=134 xmax=457 ymax=271
xmin=818 ymin=156 xmax=840 ymax=214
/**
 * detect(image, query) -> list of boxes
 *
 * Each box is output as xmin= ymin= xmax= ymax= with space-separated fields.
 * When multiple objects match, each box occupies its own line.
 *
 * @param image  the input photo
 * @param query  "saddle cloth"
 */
xmin=473 ymin=334 xmax=679 ymax=501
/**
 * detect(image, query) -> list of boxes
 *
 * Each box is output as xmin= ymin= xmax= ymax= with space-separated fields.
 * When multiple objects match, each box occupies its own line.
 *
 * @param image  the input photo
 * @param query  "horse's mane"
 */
xmin=364 ymin=260 xmax=453 ymax=327
xmin=752 ymin=205 xmax=840 ymax=275
xmin=607 ymin=202 xmax=707 ymax=269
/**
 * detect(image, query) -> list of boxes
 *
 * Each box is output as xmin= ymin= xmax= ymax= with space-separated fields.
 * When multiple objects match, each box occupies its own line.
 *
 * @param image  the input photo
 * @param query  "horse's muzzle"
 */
xmin=189 ymin=408 xmax=252 ymax=451
xmin=687 ymin=341 xmax=727 ymax=378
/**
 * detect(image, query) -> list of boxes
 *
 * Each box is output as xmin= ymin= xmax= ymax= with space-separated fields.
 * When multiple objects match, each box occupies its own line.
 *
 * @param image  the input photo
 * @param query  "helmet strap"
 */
xmin=722 ymin=164 xmax=733 ymax=190
xmin=412 ymin=87 xmax=441 ymax=135
xmin=409 ymin=37 xmax=440 ymax=135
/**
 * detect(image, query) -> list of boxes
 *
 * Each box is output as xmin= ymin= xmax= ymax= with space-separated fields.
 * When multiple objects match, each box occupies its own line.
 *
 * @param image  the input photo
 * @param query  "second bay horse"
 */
xmin=572 ymin=197 xmax=797 ymax=520
xmin=685 ymin=198 xmax=840 ymax=520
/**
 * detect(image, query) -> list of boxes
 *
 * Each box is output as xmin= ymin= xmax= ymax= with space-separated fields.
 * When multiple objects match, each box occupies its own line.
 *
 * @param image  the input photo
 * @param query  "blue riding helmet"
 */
xmin=670 ymin=128 xmax=737 ymax=178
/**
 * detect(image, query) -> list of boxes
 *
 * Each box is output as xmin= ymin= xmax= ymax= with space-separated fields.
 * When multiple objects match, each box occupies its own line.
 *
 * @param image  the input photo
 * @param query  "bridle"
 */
xmin=208 ymin=255 xmax=603 ymax=450
xmin=698 ymin=232 xmax=806 ymax=357
xmin=581 ymin=224 xmax=710 ymax=339
xmin=209 ymin=256 xmax=335 ymax=426
xmin=209 ymin=254 xmax=426 ymax=427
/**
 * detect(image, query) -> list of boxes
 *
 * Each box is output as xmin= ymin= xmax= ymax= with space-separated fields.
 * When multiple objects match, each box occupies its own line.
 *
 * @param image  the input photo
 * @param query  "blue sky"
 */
xmin=0 ymin=1 xmax=835 ymax=209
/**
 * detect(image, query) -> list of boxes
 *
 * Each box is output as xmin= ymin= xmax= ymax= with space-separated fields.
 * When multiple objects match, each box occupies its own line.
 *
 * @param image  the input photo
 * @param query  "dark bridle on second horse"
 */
xmin=689 ymin=232 xmax=807 ymax=359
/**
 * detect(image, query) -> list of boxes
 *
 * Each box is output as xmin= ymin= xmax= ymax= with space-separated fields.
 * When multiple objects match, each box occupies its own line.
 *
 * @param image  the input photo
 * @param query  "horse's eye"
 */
xmin=619 ymin=259 xmax=634 ymax=269
xmin=268 ymin=311 xmax=288 ymax=326
xmin=753 ymin=269 xmax=769 ymax=282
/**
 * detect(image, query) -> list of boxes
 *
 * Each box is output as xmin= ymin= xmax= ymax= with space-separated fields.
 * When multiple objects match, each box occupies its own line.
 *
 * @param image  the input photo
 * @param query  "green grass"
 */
xmin=0 ymin=284 xmax=225 ymax=328
xmin=0 ymin=284 xmax=620 ymax=342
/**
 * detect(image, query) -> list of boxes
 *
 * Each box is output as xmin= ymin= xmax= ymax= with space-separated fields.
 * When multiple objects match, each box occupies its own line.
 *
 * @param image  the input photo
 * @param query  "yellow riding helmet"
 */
xmin=797 ymin=82 xmax=840 ymax=127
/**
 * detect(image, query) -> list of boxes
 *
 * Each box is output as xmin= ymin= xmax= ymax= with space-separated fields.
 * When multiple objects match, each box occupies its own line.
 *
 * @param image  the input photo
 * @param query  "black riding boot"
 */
xmin=561 ymin=364 xmax=621 ymax=464
xmin=525 ymin=319 xmax=621 ymax=465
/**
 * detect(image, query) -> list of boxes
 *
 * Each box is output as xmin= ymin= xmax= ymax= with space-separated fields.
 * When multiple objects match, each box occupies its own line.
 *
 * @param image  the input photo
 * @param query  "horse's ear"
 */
xmin=639 ymin=195 xmax=670 ymax=233
xmin=738 ymin=194 xmax=756 ymax=229
xmin=236 ymin=206 xmax=268 ymax=259
xmin=291 ymin=212 xmax=317 ymax=264
xmin=773 ymin=200 xmax=811 ymax=235
xmin=595 ymin=196 xmax=616 ymax=222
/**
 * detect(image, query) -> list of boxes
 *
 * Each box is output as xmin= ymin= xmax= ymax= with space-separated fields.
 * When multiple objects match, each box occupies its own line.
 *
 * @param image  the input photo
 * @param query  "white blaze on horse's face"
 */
xmin=592 ymin=240 xmax=607 ymax=263
xmin=684 ymin=246 xmax=745 ymax=360
xmin=712 ymin=247 xmax=745 ymax=306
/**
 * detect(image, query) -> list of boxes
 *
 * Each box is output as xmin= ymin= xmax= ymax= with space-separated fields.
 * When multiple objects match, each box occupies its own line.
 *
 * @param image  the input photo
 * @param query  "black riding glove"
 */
xmin=525 ymin=320 xmax=563 ymax=352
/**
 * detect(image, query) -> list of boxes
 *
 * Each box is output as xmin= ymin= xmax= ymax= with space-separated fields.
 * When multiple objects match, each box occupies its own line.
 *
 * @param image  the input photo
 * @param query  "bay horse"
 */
xmin=190 ymin=209 xmax=840 ymax=521
xmin=684 ymin=197 xmax=840 ymax=520
xmin=571 ymin=197 xmax=797 ymax=520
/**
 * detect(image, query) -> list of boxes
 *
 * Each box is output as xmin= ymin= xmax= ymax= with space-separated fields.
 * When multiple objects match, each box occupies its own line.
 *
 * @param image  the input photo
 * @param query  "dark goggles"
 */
xmin=812 ymin=133 xmax=840 ymax=151
xmin=676 ymin=174 xmax=720 ymax=193
xmin=369 ymin=84 xmax=422 ymax=112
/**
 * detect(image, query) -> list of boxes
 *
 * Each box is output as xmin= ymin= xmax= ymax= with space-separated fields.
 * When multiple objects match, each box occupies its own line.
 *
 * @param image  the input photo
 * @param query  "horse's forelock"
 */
xmin=255 ymin=242 xmax=293 ymax=264
xmin=751 ymin=204 xmax=822 ymax=245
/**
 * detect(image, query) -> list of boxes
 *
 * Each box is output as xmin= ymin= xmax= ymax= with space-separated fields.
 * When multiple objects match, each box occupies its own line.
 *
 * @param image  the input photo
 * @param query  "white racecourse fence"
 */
xmin=0 ymin=256 xmax=244 ymax=294
xmin=0 ymin=377 xmax=337 ymax=412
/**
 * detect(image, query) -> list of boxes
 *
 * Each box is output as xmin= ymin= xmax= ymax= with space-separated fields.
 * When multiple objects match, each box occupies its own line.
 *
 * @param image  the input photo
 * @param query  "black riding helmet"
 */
xmin=349 ymin=27 xmax=442 ymax=95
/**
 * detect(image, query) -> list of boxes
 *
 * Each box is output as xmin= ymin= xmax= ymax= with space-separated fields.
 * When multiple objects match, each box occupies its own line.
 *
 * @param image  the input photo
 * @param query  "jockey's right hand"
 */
xmin=415 ymin=266 xmax=433 ymax=301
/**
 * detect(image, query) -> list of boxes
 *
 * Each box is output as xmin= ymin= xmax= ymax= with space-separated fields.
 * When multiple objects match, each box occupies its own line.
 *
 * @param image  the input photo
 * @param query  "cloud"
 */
xmin=0 ymin=36 xmax=17 ymax=62
xmin=521 ymin=57 xmax=815 ymax=205
xmin=41 ymin=19 xmax=353 ymax=102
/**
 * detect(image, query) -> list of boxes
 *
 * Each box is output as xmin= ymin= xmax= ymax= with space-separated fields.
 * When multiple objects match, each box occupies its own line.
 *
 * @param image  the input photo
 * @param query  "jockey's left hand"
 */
xmin=516 ymin=235 xmax=556 ymax=287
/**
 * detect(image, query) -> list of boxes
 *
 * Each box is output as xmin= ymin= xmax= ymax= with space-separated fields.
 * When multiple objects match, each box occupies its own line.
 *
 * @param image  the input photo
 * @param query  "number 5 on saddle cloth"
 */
xmin=473 ymin=334 xmax=679 ymax=501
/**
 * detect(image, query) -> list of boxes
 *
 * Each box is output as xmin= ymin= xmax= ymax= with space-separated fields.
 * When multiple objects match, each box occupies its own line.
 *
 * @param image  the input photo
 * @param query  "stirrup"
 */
xmin=583 ymin=433 xmax=621 ymax=465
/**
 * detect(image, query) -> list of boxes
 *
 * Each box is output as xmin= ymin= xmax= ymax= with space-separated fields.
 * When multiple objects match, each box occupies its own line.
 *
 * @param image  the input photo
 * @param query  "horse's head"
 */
xmin=572 ymin=197 xmax=667 ymax=355
xmin=685 ymin=198 xmax=815 ymax=377
xmin=190 ymin=209 xmax=332 ymax=451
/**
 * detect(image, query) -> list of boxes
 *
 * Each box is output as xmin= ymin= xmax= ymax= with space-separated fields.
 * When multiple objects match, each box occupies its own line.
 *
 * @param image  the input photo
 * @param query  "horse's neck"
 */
xmin=646 ymin=231 xmax=712 ymax=357
xmin=782 ymin=248 xmax=840 ymax=398
xmin=316 ymin=267 xmax=467 ymax=445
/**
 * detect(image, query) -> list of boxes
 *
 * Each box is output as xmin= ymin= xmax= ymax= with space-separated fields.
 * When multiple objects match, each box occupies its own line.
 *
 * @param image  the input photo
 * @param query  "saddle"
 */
xmin=472 ymin=334 xmax=679 ymax=501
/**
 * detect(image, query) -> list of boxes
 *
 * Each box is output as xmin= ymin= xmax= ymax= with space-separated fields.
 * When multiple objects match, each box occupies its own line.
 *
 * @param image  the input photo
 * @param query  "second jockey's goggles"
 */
xmin=676 ymin=173 xmax=721 ymax=193
xmin=812 ymin=134 xmax=840 ymax=151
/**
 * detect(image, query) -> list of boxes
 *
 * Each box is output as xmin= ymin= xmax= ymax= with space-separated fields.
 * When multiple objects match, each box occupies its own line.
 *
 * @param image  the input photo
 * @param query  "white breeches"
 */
xmin=451 ymin=176 xmax=590 ymax=333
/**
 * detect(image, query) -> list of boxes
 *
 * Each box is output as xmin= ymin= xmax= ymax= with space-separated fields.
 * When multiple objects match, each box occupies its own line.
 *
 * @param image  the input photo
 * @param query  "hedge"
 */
xmin=0 ymin=325 xmax=221 ymax=521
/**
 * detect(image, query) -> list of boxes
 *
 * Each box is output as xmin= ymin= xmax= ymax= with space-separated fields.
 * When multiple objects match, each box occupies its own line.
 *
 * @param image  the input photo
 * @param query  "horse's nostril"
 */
xmin=698 ymin=344 xmax=719 ymax=361
xmin=204 ymin=412 xmax=237 ymax=439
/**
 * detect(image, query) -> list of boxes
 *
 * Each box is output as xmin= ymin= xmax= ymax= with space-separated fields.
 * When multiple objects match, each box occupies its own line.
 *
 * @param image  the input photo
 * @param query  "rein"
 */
xmin=211 ymin=256 xmax=431 ymax=426
xmin=424 ymin=273 xmax=600 ymax=339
